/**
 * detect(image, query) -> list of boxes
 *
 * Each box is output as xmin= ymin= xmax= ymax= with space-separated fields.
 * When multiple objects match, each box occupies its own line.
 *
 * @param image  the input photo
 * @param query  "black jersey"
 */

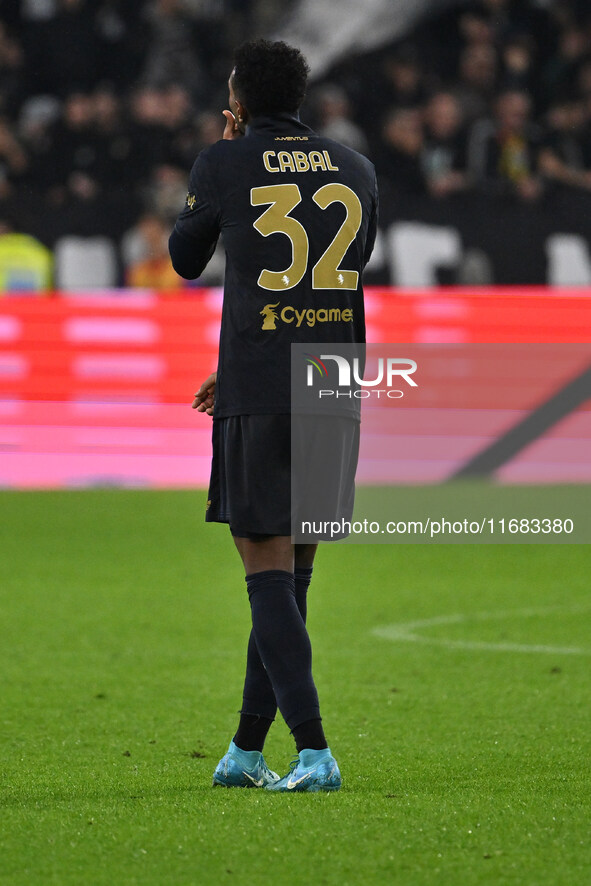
xmin=170 ymin=113 xmax=378 ymax=417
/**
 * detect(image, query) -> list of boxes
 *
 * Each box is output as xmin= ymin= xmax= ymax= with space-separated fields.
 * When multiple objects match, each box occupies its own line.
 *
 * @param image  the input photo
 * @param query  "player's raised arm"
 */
xmin=169 ymin=150 xmax=221 ymax=279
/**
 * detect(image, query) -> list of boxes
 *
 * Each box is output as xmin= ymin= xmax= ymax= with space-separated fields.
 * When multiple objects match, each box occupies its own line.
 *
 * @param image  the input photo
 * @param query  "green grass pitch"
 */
xmin=1 ymin=490 xmax=590 ymax=886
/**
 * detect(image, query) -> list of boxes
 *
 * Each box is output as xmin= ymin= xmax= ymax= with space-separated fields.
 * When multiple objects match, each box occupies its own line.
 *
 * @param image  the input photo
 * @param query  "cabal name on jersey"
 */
xmin=263 ymin=150 xmax=339 ymax=174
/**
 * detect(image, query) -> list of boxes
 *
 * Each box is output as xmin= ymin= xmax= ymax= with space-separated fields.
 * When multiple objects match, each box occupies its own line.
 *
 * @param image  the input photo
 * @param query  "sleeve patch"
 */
xmin=186 ymin=192 xmax=197 ymax=210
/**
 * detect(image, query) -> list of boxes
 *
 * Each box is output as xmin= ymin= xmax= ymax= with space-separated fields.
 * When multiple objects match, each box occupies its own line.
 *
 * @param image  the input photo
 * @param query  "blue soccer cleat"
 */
xmin=265 ymin=747 xmax=341 ymax=792
xmin=212 ymin=740 xmax=280 ymax=788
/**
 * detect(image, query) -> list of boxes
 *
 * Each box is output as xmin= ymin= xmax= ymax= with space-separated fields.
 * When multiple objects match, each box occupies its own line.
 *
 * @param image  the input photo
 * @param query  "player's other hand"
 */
xmin=222 ymin=110 xmax=244 ymax=140
xmin=192 ymin=372 xmax=217 ymax=415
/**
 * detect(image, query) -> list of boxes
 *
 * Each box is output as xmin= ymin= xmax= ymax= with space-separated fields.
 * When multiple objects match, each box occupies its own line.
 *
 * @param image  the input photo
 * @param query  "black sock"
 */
xmin=292 ymin=717 xmax=328 ymax=752
xmin=294 ymin=566 xmax=313 ymax=623
xmin=291 ymin=568 xmax=323 ymax=751
xmin=246 ymin=570 xmax=320 ymax=731
xmin=237 ymin=567 xmax=313 ymax=737
xmin=240 ymin=626 xmax=278 ymax=724
xmin=234 ymin=567 xmax=313 ymax=751
xmin=233 ymin=713 xmax=274 ymax=753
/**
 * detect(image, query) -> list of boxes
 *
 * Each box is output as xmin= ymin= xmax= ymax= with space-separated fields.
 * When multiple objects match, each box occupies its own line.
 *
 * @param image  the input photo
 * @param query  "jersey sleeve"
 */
xmin=169 ymin=149 xmax=221 ymax=280
xmin=363 ymin=172 xmax=379 ymax=268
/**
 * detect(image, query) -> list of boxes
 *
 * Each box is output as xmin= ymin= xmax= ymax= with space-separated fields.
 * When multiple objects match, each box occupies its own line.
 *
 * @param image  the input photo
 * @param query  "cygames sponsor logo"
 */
xmin=260 ymin=303 xmax=353 ymax=330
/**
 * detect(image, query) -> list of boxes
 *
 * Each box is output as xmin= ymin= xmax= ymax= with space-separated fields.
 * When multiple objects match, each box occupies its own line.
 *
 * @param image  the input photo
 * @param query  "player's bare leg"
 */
xmin=232 ymin=536 xmax=318 ymax=573
xmin=233 ymin=534 xmax=294 ymax=573
xmin=294 ymin=542 xmax=318 ymax=570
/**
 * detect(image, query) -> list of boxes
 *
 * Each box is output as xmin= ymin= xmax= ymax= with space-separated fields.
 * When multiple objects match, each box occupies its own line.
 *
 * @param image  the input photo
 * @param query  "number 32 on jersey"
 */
xmin=251 ymin=182 xmax=362 ymax=291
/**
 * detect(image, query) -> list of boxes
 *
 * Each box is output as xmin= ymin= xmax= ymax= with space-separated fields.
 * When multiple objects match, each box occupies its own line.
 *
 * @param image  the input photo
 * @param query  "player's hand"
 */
xmin=222 ymin=110 xmax=243 ymax=140
xmin=192 ymin=372 xmax=217 ymax=415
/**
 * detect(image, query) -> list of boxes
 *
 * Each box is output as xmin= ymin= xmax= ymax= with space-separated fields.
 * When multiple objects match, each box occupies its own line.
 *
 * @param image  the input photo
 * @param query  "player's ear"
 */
xmin=235 ymin=100 xmax=247 ymax=124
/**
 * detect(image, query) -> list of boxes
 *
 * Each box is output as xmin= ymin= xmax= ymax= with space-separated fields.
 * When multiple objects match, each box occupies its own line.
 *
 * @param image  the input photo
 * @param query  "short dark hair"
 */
xmin=232 ymin=39 xmax=310 ymax=117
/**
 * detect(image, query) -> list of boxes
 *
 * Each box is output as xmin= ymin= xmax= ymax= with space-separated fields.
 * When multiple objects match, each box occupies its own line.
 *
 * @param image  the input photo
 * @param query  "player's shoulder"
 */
xmin=195 ymin=136 xmax=250 ymax=167
xmin=318 ymin=135 xmax=374 ymax=167
xmin=318 ymin=136 xmax=376 ymax=179
xmin=187 ymin=139 xmax=240 ymax=187
xmin=196 ymin=139 xmax=234 ymax=164
xmin=194 ymin=136 xmax=261 ymax=174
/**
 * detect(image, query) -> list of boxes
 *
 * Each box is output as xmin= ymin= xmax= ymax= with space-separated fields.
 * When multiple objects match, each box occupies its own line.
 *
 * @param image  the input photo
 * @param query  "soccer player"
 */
xmin=169 ymin=39 xmax=378 ymax=792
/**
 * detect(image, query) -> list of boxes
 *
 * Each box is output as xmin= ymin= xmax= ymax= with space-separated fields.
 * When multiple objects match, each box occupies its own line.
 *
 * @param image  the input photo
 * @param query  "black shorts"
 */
xmin=206 ymin=414 xmax=359 ymax=539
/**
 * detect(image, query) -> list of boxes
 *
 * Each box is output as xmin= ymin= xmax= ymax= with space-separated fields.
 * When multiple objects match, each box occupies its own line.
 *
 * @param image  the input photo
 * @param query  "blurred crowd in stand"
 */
xmin=0 ymin=0 xmax=591 ymax=288
xmin=321 ymin=0 xmax=591 ymax=207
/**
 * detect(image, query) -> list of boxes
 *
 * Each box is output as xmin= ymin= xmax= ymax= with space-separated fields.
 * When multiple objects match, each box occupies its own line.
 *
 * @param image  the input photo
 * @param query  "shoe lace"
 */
xmin=288 ymin=755 xmax=300 ymax=773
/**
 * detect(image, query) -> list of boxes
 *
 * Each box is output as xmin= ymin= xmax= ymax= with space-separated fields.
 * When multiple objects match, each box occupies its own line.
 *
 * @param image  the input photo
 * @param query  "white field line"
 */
xmin=372 ymin=604 xmax=591 ymax=656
